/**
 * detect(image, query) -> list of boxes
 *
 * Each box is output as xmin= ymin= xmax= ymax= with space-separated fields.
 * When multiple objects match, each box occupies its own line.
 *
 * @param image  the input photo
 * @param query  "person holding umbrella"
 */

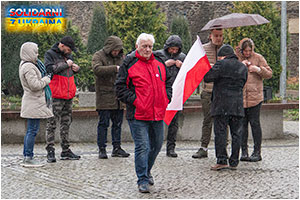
xmin=192 ymin=28 xmax=223 ymax=159
xmin=235 ymin=38 xmax=272 ymax=162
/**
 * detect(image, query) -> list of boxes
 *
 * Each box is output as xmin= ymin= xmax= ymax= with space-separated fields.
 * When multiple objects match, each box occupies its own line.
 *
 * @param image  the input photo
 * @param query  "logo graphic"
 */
xmin=5 ymin=5 xmax=66 ymax=33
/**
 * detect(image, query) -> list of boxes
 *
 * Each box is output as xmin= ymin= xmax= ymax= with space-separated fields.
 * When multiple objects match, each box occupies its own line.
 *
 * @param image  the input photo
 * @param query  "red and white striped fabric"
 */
xmin=164 ymin=36 xmax=211 ymax=125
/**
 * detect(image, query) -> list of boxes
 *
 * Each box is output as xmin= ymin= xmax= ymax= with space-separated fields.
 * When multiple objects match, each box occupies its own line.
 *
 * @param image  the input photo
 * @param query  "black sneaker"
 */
xmin=47 ymin=150 xmax=56 ymax=163
xmin=60 ymin=149 xmax=81 ymax=160
xmin=111 ymin=147 xmax=130 ymax=157
xmin=99 ymin=148 xmax=108 ymax=159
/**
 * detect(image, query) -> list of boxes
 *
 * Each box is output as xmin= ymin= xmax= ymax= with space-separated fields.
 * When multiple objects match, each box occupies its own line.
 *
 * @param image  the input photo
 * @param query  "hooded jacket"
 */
xmin=201 ymin=41 xmax=223 ymax=93
xmin=92 ymin=36 xmax=125 ymax=110
xmin=155 ymin=35 xmax=186 ymax=84
xmin=204 ymin=54 xmax=248 ymax=117
xmin=115 ymin=50 xmax=172 ymax=121
xmin=44 ymin=42 xmax=79 ymax=100
xmin=19 ymin=42 xmax=53 ymax=119
xmin=235 ymin=38 xmax=273 ymax=108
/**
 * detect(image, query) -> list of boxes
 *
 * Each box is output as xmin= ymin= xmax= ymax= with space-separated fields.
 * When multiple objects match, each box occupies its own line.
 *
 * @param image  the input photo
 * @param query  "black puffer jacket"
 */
xmin=155 ymin=35 xmax=186 ymax=84
xmin=204 ymin=54 xmax=248 ymax=117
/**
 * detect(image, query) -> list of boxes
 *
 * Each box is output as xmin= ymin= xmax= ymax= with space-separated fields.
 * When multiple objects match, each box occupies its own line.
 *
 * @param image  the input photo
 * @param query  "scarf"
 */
xmin=36 ymin=59 xmax=52 ymax=108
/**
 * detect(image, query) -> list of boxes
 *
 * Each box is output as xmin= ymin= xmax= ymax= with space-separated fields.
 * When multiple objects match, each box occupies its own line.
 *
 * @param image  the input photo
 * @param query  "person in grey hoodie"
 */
xmin=19 ymin=42 xmax=53 ymax=167
xmin=155 ymin=35 xmax=186 ymax=157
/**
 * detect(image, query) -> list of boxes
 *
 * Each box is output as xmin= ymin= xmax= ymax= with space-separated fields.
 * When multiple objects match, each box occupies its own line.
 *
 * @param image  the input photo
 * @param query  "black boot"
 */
xmin=249 ymin=150 xmax=262 ymax=162
xmin=167 ymin=148 xmax=178 ymax=158
xmin=99 ymin=147 xmax=108 ymax=159
xmin=240 ymin=148 xmax=250 ymax=161
xmin=250 ymin=135 xmax=262 ymax=162
xmin=46 ymin=146 xmax=56 ymax=163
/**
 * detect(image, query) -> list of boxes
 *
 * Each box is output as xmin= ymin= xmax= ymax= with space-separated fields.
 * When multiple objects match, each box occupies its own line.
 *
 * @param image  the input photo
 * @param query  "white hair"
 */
xmin=136 ymin=33 xmax=155 ymax=46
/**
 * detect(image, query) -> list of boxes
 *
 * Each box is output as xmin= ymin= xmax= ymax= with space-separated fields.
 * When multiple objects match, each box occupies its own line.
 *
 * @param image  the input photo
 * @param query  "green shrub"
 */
xmin=1 ymin=25 xmax=37 ymax=96
xmin=170 ymin=15 xmax=192 ymax=54
xmin=87 ymin=5 xmax=108 ymax=54
xmin=224 ymin=1 xmax=283 ymax=93
xmin=283 ymin=109 xmax=299 ymax=121
xmin=1 ymin=2 xmax=33 ymax=97
xmin=75 ymin=54 xmax=94 ymax=92
xmin=104 ymin=1 xmax=168 ymax=53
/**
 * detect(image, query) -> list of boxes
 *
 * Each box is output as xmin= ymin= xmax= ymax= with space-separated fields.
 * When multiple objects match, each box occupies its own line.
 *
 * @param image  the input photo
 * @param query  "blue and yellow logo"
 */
xmin=5 ymin=5 xmax=66 ymax=33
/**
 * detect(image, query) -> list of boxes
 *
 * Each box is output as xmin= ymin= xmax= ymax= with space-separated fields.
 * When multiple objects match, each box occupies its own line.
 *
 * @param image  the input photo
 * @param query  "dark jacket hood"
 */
xmin=103 ymin=36 xmax=123 ymax=56
xmin=163 ymin=35 xmax=182 ymax=56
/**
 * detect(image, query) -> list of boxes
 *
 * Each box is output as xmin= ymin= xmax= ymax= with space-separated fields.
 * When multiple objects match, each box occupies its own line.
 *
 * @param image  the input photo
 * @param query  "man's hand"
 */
xmin=71 ymin=63 xmax=80 ymax=72
xmin=175 ymin=60 xmax=183 ymax=68
xmin=248 ymin=65 xmax=261 ymax=73
xmin=242 ymin=60 xmax=251 ymax=66
xmin=165 ymin=59 xmax=176 ymax=67
xmin=66 ymin=59 xmax=74 ymax=67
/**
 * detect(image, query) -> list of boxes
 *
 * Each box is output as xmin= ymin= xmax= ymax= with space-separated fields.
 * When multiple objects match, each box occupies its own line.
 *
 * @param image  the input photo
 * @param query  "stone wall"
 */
xmin=61 ymin=1 xmax=103 ymax=44
xmin=286 ymin=1 xmax=299 ymax=77
xmin=156 ymin=1 xmax=233 ymax=44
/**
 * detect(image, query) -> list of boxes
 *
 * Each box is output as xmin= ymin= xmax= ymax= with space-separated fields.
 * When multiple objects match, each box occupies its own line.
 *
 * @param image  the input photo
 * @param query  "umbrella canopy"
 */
xmin=201 ymin=13 xmax=269 ymax=31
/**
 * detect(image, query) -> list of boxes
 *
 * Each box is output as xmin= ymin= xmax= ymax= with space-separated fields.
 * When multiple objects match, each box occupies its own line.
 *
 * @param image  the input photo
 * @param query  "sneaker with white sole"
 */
xmin=20 ymin=157 xmax=45 ymax=168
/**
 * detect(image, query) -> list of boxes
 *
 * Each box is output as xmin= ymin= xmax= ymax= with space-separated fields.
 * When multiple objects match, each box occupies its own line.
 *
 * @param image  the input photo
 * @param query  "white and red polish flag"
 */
xmin=164 ymin=35 xmax=211 ymax=125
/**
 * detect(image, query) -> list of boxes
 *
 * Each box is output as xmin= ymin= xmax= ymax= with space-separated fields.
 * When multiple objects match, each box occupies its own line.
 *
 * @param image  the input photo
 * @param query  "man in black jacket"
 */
xmin=204 ymin=44 xmax=248 ymax=171
xmin=155 ymin=35 xmax=186 ymax=157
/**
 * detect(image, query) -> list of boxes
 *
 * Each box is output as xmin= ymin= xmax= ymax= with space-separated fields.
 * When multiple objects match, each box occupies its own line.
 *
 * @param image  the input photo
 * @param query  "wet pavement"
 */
xmin=1 ymin=135 xmax=299 ymax=199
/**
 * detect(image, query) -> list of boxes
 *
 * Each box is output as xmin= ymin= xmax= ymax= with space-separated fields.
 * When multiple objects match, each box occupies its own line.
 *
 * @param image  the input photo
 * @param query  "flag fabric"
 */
xmin=164 ymin=35 xmax=212 ymax=125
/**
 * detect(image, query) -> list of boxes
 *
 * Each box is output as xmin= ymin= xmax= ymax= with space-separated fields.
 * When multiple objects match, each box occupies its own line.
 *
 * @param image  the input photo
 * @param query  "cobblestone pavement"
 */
xmin=1 ymin=137 xmax=299 ymax=199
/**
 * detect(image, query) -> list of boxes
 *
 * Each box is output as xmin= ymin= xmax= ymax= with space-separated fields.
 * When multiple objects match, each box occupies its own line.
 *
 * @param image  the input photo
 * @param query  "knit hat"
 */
xmin=60 ymin=36 xmax=77 ymax=52
xmin=217 ymin=44 xmax=235 ymax=57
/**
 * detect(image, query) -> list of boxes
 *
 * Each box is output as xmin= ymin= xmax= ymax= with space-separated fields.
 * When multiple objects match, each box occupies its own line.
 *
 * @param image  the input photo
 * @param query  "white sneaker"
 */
xmin=20 ymin=157 xmax=45 ymax=168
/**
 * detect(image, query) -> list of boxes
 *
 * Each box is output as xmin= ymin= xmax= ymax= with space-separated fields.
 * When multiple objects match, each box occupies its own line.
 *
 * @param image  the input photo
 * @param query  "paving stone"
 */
xmin=1 ymin=139 xmax=299 ymax=199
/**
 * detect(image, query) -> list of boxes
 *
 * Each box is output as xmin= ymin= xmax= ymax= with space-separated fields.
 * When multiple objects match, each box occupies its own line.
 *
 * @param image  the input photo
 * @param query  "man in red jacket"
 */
xmin=44 ymin=36 xmax=81 ymax=163
xmin=115 ymin=33 xmax=172 ymax=193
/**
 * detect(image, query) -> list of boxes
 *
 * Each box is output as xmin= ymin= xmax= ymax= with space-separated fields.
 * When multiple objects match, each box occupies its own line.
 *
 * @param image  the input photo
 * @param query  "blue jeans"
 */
xmin=128 ymin=119 xmax=164 ymax=185
xmin=23 ymin=119 xmax=40 ymax=157
xmin=97 ymin=110 xmax=123 ymax=149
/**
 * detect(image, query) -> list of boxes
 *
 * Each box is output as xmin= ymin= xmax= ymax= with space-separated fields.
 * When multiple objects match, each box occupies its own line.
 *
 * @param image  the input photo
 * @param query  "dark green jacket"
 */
xmin=92 ymin=36 xmax=125 ymax=110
